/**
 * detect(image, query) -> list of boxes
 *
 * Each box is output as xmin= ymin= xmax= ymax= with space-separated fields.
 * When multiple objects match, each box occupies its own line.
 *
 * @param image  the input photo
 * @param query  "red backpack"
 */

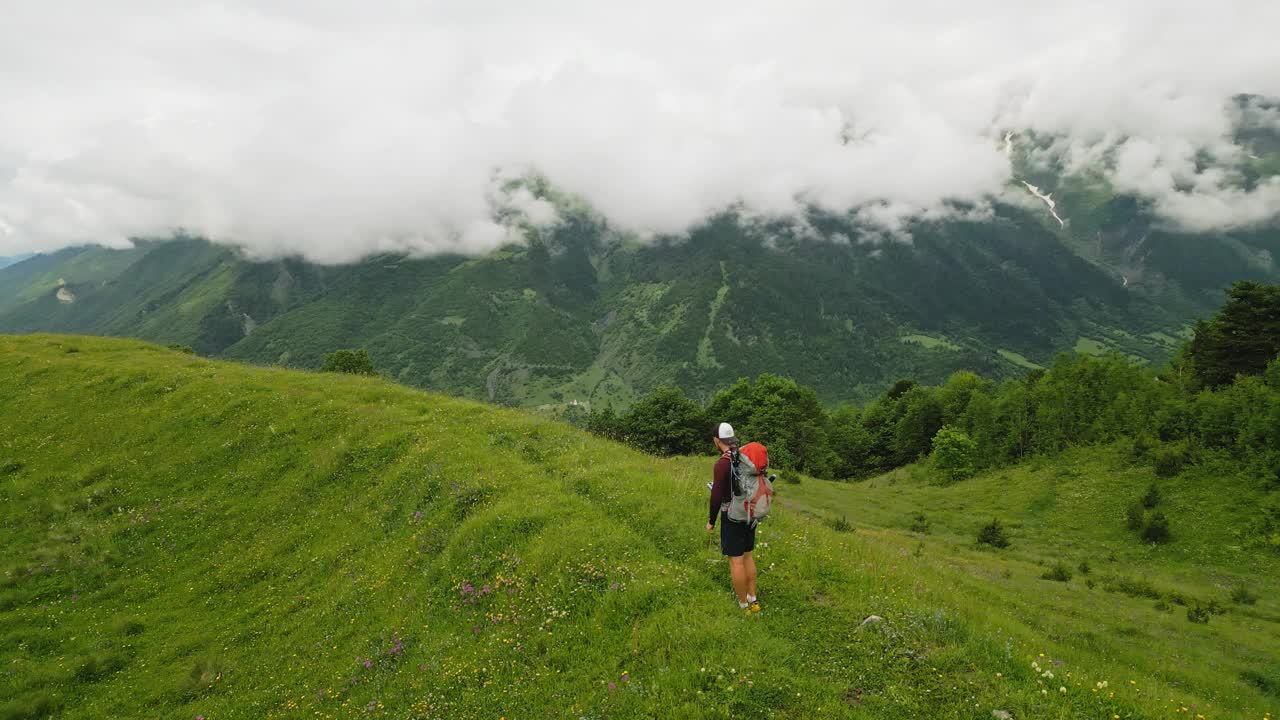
xmin=727 ymin=442 xmax=774 ymax=526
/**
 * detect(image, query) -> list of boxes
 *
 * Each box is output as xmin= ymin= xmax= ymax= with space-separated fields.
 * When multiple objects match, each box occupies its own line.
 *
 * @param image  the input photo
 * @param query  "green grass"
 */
xmin=1 ymin=335 xmax=1275 ymax=718
xmin=786 ymin=450 xmax=1280 ymax=719
xmin=997 ymin=349 xmax=1044 ymax=370
xmin=900 ymin=334 xmax=962 ymax=351
xmin=1073 ymin=336 xmax=1111 ymax=356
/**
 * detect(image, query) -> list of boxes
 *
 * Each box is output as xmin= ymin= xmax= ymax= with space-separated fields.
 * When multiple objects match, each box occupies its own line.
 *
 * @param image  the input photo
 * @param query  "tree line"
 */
xmin=585 ymin=281 xmax=1280 ymax=486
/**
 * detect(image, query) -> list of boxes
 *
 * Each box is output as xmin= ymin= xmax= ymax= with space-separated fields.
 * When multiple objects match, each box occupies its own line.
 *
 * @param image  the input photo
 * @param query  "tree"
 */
xmin=321 ymin=348 xmax=375 ymax=376
xmin=1187 ymin=281 xmax=1280 ymax=387
xmin=891 ymin=386 xmax=944 ymax=464
xmin=619 ymin=386 xmax=707 ymax=456
xmin=585 ymin=405 xmax=624 ymax=441
xmin=707 ymin=374 xmax=835 ymax=477
xmin=931 ymin=426 xmax=977 ymax=483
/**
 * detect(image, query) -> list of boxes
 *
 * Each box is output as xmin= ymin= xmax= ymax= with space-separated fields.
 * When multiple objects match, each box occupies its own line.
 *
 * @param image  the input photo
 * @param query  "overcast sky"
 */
xmin=1 ymin=1 xmax=1278 ymax=262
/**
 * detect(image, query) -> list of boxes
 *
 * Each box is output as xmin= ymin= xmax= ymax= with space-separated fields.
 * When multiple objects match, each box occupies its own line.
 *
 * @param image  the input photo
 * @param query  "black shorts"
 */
xmin=719 ymin=512 xmax=755 ymax=557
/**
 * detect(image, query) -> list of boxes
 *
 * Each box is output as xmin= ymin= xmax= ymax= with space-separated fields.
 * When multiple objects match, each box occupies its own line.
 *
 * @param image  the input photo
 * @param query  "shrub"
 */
xmin=909 ymin=512 xmax=931 ymax=534
xmin=1152 ymin=444 xmax=1187 ymax=478
xmin=166 ymin=344 xmax=196 ymax=354
xmin=1125 ymin=502 xmax=1145 ymax=531
xmin=778 ymin=470 xmax=801 ymax=485
xmin=320 ymin=348 xmax=376 ymax=376
xmin=1230 ymin=584 xmax=1258 ymax=605
xmin=1077 ymin=560 xmax=1091 ymax=575
xmin=977 ymin=518 xmax=1010 ymax=548
xmin=1041 ymin=561 xmax=1072 ymax=582
xmin=931 ymin=426 xmax=977 ymax=483
xmin=830 ymin=515 xmax=854 ymax=533
xmin=1131 ymin=432 xmax=1157 ymax=460
xmin=1241 ymin=667 xmax=1280 ymax=697
xmin=182 ymin=656 xmax=228 ymax=696
xmin=1140 ymin=483 xmax=1161 ymax=509
xmin=1141 ymin=511 xmax=1171 ymax=543
xmin=0 ymin=693 xmax=57 ymax=720
xmin=1105 ymin=576 xmax=1161 ymax=599
xmin=1186 ymin=604 xmax=1210 ymax=624
xmin=73 ymin=653 xmax=126 ymax=683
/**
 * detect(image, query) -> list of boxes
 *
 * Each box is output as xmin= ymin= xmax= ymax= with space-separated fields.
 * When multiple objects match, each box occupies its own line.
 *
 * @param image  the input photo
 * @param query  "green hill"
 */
xmin=2 ymin=335 xmax=1276 ymax=718
xmin=1 ymin=202 xmax=1255 ymax=413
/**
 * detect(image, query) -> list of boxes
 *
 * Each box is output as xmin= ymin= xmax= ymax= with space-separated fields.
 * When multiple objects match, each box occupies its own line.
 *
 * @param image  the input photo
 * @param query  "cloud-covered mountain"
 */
xmin=2 ymin=2 xmax=1279 ymax=262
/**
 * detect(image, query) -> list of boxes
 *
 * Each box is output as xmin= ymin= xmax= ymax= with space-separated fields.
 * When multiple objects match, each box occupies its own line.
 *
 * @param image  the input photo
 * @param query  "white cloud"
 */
xmin=0 ymin=0 xmax=1278 ymax=262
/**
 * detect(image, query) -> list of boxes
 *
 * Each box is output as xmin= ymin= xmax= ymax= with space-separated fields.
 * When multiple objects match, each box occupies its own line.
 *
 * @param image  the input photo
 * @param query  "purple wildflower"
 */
xmin=608 ymin=582 xmax=620 ymax=590
xmin=361 ymin=658 xmax=374 ymax=669
xmin=607 ymin=682 xmax=617 ymax=691
xmin=621 ymin=672 xmax=629 ymax=682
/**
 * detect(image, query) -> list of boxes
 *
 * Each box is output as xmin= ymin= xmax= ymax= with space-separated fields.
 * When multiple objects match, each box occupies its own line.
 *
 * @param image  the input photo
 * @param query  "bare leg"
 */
xmin=728 ymin=556 xmax=749 ymax=603
xmin=743 ymin=552 xmax=758 ymax=599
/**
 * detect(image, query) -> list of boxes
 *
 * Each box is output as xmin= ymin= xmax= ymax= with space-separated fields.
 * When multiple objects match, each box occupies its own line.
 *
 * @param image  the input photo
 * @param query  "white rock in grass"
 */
xmin=860 ymin=615 xmax=884 ymax=626
xmin=992 ymin=711 xmax=1013 ymax=720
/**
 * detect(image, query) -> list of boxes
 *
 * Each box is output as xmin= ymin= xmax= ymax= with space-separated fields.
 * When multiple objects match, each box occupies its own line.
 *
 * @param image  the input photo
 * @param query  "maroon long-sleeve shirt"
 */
xmin=708 ymin=454 xmax=732 ymax=526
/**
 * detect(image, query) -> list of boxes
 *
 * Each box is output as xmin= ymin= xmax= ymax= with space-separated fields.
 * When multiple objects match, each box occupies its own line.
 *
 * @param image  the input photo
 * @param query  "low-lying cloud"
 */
xmin=1 ymin=1 xmax=1278 ymax=262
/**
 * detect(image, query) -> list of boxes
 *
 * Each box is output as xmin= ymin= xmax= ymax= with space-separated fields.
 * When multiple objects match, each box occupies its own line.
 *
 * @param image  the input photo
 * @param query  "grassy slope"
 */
xmin=0 ymin=335 xmax=1272 ymax=719
xmin=786 ymin=452 xmax=1280 ymax=719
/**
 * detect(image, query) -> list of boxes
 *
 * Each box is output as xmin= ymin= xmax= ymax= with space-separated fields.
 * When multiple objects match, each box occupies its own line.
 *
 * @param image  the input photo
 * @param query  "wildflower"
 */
xmin=1059 ymin=686 xmax=1067 ymax=694
xmin=621 ymin=672 xmax=630 ymax=682
xmin=607 ymin=682 xmax=617 ymax=691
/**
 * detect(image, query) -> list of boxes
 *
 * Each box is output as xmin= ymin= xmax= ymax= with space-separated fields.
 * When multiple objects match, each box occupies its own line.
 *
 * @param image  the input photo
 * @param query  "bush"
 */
xmin=1131 ymin=432 xmax=1157 ymax=459
xmin=1230 ymin=584 xmax=1258 ymax=605
xmin=321 ymin=348 xmax=376 ymax=376
xmin=1141 ymin=511 xmax=1171 ymax=543
xmin=1186 ymin=604 xmax=1210 ymax=624
xmin=1152 ymin=444 xmax=1187 ymax=478
xmin=1077 ymin=560 xmax=1091 ymax=575
xmin=1125 ymin=501 xmax=1145 ymax=531
xmin=166 ymin=344 xmax=196 ymax=354
xmin=1041 ymin=561 xmax=1072 ymax=582
xmin=977 ymin=518 xmax=1010 ymax=548
xmin=778 ymin=470 xmax=801 ymax=485
xmin=830 ymin=515 xmax=853 ymax=533
xmin=1105 ymin=576 xmax=1161 ymax=599
xmin=617 ymin=386 xmax=707 ymax=456
xmin=1140 ymin=483 xmax=1161 ymax=509
xmin=931 ymin=426 xmax=977 ymax=483
xmin=909 ymin=512 xmax=930 ymax=534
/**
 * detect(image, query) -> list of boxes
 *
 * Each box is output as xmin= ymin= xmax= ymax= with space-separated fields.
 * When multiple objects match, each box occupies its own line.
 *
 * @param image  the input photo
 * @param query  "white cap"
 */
xmin=717 ymin=422 xmax=737 ymax=441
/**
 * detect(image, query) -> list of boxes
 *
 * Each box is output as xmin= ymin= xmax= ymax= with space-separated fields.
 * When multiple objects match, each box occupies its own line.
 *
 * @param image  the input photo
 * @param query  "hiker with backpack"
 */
xmin=706 ymin=422 xmax=774 ymax=614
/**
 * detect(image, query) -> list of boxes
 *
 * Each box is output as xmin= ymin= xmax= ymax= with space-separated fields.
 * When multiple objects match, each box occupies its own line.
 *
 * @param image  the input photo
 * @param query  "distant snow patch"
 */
xmin=1021 ymin=181 xmax=1066 ymax=228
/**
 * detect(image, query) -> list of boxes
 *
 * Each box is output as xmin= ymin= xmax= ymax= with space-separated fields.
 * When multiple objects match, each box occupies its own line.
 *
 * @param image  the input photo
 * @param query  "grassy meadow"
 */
xmin=1 ymin=335 xmax=1276 ymax=719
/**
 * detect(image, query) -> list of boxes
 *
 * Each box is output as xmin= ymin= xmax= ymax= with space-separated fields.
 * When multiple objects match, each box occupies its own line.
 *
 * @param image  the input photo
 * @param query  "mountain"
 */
xmin=0 ymin=253 xmax=32 ymax=270
xmin=1 ymin=131 xmax=1277 ymax=412
xmin=2 ymin=335 xmax=1274 ymax=718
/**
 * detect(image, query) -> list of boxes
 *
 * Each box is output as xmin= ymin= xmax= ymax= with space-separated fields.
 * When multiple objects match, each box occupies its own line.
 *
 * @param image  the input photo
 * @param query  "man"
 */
xmin=706 ymin=422 xmax=761 ymax=614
